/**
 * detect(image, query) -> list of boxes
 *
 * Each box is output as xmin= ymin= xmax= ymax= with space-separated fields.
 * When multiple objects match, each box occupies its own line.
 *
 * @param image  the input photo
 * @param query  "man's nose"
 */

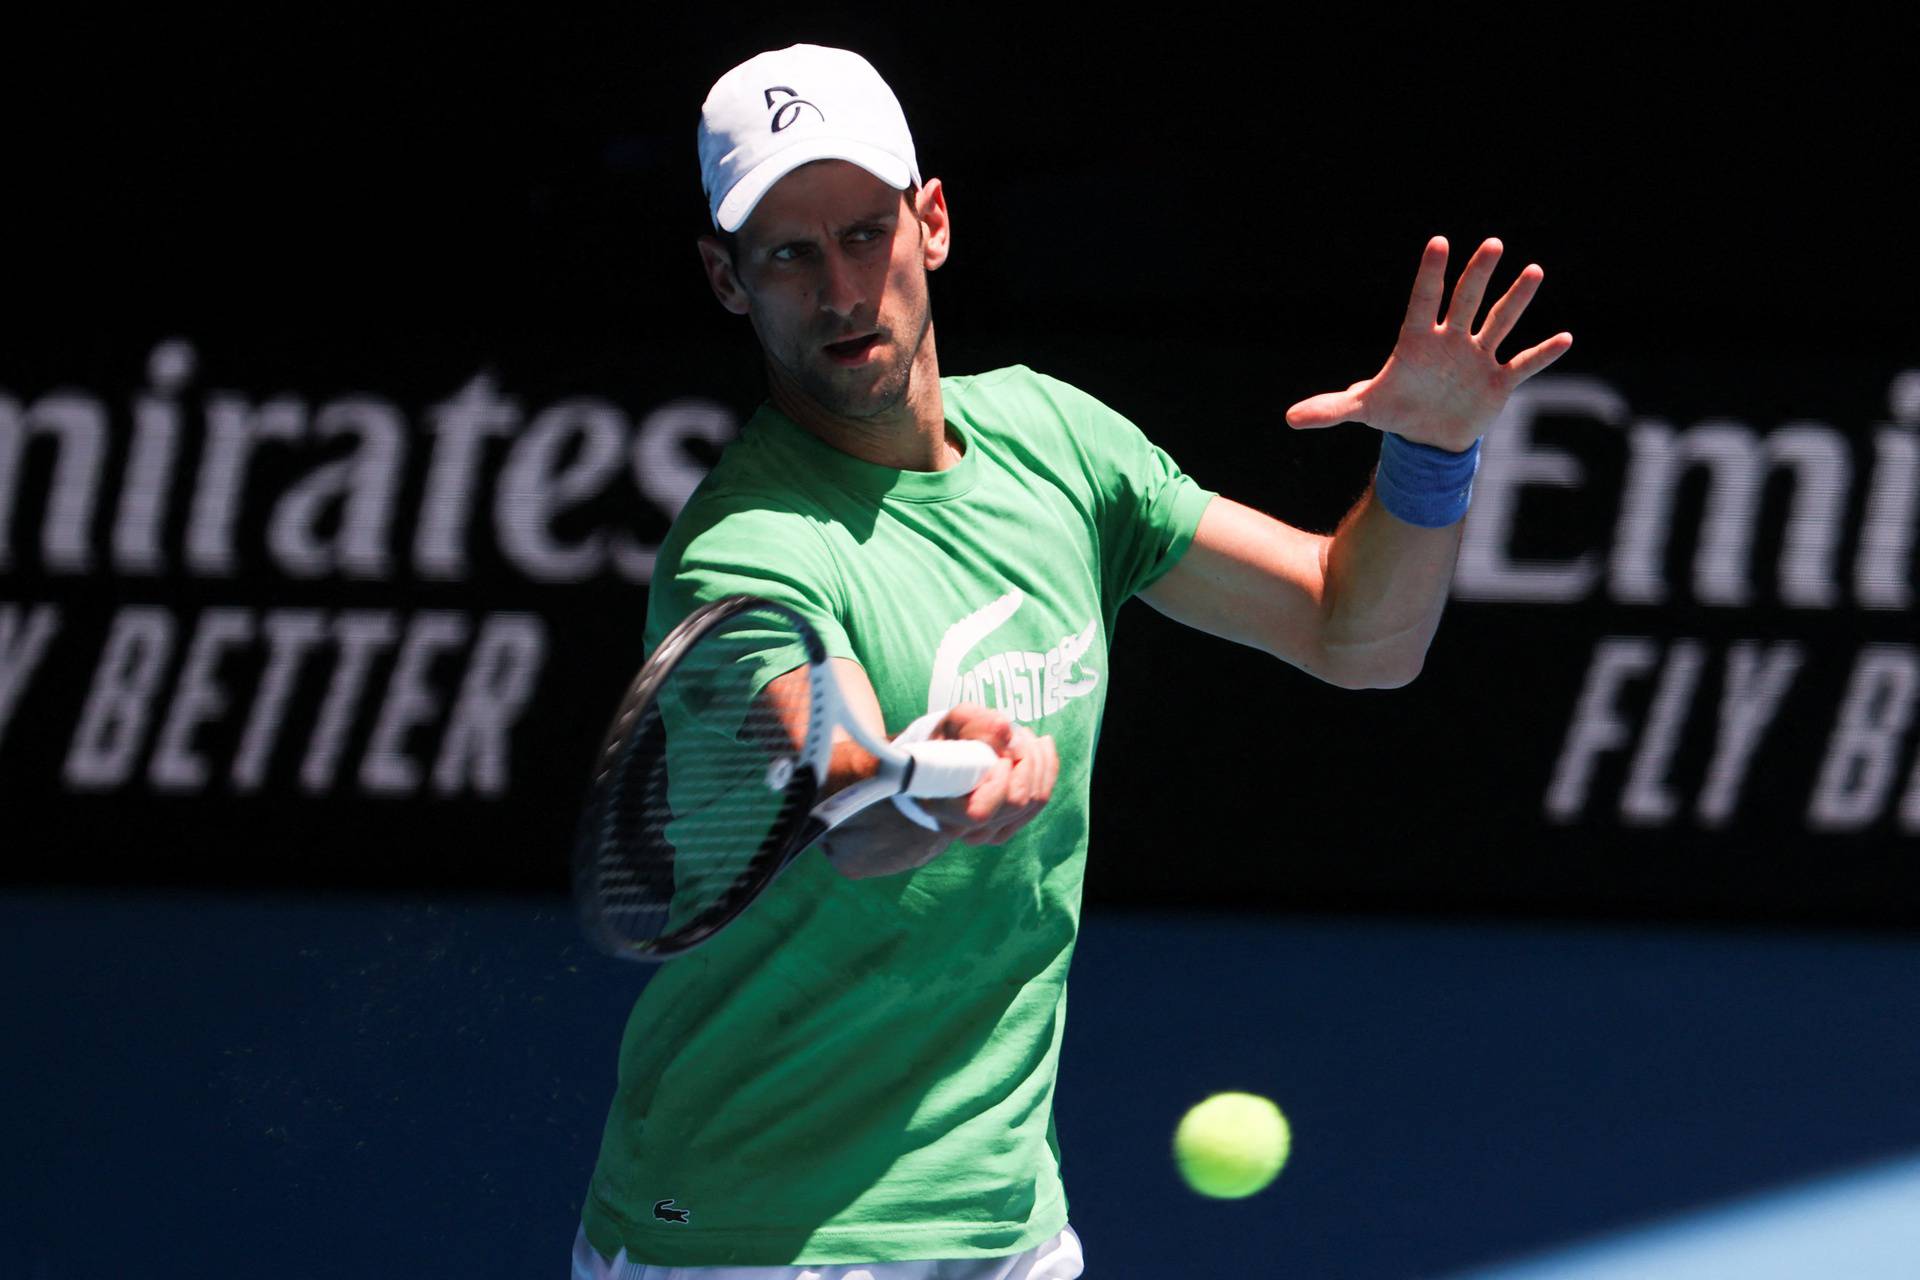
xmin=817 ymin=249 xmax=863 ymax=320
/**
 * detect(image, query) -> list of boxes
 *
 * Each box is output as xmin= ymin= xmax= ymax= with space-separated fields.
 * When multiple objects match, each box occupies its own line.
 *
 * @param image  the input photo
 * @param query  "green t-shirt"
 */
xmin=582 ymin=365 xmax=1214 ymax=1266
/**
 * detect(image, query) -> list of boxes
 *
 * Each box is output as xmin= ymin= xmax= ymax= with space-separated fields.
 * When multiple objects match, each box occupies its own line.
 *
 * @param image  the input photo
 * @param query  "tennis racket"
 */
xmin=573 ymin=594 xmax=998 ymax=962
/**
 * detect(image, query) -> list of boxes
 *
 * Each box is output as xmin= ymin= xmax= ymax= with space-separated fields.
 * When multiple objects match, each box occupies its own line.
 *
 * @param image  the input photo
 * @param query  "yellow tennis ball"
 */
xmin=1173 ymin=1091 xmax=1290 ymax=1199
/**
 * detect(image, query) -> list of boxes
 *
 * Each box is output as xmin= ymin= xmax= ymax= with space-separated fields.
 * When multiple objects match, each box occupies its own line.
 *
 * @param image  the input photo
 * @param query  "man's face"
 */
xmin=702 ymin=160 xmax=948 ymax=421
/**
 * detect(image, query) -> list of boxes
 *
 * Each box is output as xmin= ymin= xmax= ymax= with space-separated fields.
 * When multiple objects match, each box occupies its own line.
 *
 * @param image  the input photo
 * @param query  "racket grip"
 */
xmin=902 ymin=739 xmax=998 ymax=797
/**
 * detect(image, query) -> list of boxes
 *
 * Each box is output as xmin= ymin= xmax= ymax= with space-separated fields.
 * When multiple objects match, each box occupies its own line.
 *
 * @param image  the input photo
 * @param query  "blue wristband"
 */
xmin=1374 ymin=433 xmax=1481 ymax=528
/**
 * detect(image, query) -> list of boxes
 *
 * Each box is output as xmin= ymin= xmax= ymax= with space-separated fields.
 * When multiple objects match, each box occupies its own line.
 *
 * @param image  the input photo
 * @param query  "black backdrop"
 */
xmin=4 ymin=10 xmax=1918 ymax=926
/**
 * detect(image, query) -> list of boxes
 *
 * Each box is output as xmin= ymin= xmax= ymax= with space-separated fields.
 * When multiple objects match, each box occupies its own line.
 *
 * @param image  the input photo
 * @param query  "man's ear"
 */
xmin=697 ymin=235 xmax=752 ymax=315
xmin=916 ymin=179 xmax=950 ymax=272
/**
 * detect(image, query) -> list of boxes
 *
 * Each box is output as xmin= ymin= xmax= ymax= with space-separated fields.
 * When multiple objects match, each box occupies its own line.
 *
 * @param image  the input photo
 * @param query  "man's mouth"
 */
xmin=822 ymin=333 xmax=881 ymax=365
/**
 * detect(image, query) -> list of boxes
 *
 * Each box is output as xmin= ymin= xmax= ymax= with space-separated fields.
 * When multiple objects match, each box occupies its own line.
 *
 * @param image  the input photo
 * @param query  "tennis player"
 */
xmin=574 ymin=43 xmax=1570 ymax=1279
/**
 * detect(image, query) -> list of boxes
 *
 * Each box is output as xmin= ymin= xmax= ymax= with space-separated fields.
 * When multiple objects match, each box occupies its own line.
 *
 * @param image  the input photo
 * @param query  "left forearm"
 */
xmin=1315 ymin=485 xmax=1465 ymax=688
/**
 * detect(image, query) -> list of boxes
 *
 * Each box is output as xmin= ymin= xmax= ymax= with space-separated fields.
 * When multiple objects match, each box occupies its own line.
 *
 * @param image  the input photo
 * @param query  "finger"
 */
xmin=1503 ymin=331 xmax=1574 ymax=384
xmin=940 ymin=704 xmax=1014 ymax=753
xmin=1020 ymin=733 xmax=1056 ymax=806
xmin=1477 ymin=262 xmax=1543 ymax=352
xmin=983 ymin=736 xmax=1059 ymax=844
xmin=1399 ymin=236 xmax=1450 ymax=331
xmin=1032 ymin=734 xmax=1059 ymax=805
xmin=916 ymin=762 xmax=999 ymax=832
xmin=1443 ymin=237 xmax=1504 ymax=333
xmin=963 ymin=757 xmax=1013 ymax=826
xmin=1285 ymin=387 xmax=1367 ymax=430
xmin=1002 ymin=730 xmax=1037 ymax=809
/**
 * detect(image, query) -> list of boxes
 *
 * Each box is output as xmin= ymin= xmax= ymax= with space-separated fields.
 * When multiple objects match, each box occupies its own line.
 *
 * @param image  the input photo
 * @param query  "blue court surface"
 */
xmin=5 ymin=893 xmax=1918 ymax=1278
xmin=1445 ymin=1152 xmax=1920 ymax=1279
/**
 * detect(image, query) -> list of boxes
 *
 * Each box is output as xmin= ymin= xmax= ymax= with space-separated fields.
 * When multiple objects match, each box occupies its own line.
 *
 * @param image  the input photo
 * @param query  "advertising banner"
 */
xmin=3 ymin=13 xmax=1915 ymax=925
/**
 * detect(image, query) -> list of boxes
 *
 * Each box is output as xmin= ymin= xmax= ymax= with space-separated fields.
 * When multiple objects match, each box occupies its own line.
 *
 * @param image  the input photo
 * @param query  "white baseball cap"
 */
xmin=698 ymin=44 xmax=922 ymax=234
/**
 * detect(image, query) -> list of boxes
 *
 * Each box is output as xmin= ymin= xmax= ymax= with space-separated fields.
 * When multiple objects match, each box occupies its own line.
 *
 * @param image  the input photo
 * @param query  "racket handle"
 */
xmin=901 ymin=739 xmax=998 ymax=797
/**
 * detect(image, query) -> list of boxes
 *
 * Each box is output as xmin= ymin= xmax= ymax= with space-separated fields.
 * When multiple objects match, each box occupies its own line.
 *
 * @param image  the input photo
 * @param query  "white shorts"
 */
xmin=569 ymin=1223 xmax=1084 ymax=1280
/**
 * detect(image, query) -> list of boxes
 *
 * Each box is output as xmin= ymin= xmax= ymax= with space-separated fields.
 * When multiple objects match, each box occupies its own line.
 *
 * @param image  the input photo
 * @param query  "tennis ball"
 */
xmin=1173 ymin=1091 xmax=1290 ymax=1199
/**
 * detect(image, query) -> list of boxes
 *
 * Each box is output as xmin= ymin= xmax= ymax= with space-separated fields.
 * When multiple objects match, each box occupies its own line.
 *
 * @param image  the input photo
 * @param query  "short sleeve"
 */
xmin=644 ymin=498 xmax=857 ymax=697
xmin=1031 ymin=372 xmax=1215 ymax=606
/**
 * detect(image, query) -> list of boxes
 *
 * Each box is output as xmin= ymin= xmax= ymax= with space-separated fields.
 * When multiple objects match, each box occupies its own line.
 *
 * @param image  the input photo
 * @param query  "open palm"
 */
xmin=1285 ymin=236 xmax=1573 ymax=451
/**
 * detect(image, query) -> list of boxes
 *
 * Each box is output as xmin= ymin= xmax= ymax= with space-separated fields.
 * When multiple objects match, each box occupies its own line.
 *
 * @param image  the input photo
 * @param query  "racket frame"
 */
xmin=574 ymin=595 xmax=992 ymax=963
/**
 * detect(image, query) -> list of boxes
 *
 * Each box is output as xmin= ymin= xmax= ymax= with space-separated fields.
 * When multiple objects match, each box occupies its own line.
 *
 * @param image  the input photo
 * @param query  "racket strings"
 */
xmin=589 ymin=610 xmax=817 ymax=947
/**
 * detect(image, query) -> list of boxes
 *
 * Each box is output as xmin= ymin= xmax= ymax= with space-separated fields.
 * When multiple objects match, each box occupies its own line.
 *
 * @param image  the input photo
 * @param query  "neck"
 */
xmin=767 ymin=325 xmax=961 ymax=471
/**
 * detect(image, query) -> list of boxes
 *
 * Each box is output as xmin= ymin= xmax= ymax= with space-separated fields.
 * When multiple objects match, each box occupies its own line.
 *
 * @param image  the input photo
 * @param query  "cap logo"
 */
xmin=762 ymin=86 xmax=824 ymax=133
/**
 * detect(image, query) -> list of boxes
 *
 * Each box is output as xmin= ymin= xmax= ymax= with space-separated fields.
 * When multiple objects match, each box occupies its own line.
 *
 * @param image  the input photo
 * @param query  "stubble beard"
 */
xmin=792 ymin=299 xmax=932 ymax=422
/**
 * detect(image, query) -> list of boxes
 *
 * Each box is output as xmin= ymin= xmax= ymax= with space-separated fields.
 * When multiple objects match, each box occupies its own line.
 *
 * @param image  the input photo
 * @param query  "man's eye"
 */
xmin=771 ymin=244 xmax=810 ymax=262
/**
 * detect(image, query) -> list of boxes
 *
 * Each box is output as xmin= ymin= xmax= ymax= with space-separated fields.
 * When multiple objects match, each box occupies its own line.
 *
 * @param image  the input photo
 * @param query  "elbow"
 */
xmin=1312 ymin=646 xmax=1427 ymax=691
xmin=1308 ymin=610 xmax=1440 ymax=689
xmin=1359 ymin=656 xmax=1425 ymax=690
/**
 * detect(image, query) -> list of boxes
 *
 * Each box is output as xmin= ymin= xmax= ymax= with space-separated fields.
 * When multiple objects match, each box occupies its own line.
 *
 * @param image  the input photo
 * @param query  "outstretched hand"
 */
xmin=1285 ymin=237 xmax=1573 ymax=451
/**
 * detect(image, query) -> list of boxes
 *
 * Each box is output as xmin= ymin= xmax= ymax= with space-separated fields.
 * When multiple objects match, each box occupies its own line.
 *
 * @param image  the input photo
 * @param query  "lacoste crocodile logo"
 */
xmin=926 ymin=589 xmax=1099 ymax=722
xmin=653 ymin=1198 xmax=691 ymax=1224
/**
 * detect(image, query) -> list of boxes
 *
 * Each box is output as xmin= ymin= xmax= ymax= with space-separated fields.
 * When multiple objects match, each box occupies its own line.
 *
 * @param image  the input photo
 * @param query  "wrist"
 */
xmin=1374 ymin=432 xmax=1481 ymax=528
